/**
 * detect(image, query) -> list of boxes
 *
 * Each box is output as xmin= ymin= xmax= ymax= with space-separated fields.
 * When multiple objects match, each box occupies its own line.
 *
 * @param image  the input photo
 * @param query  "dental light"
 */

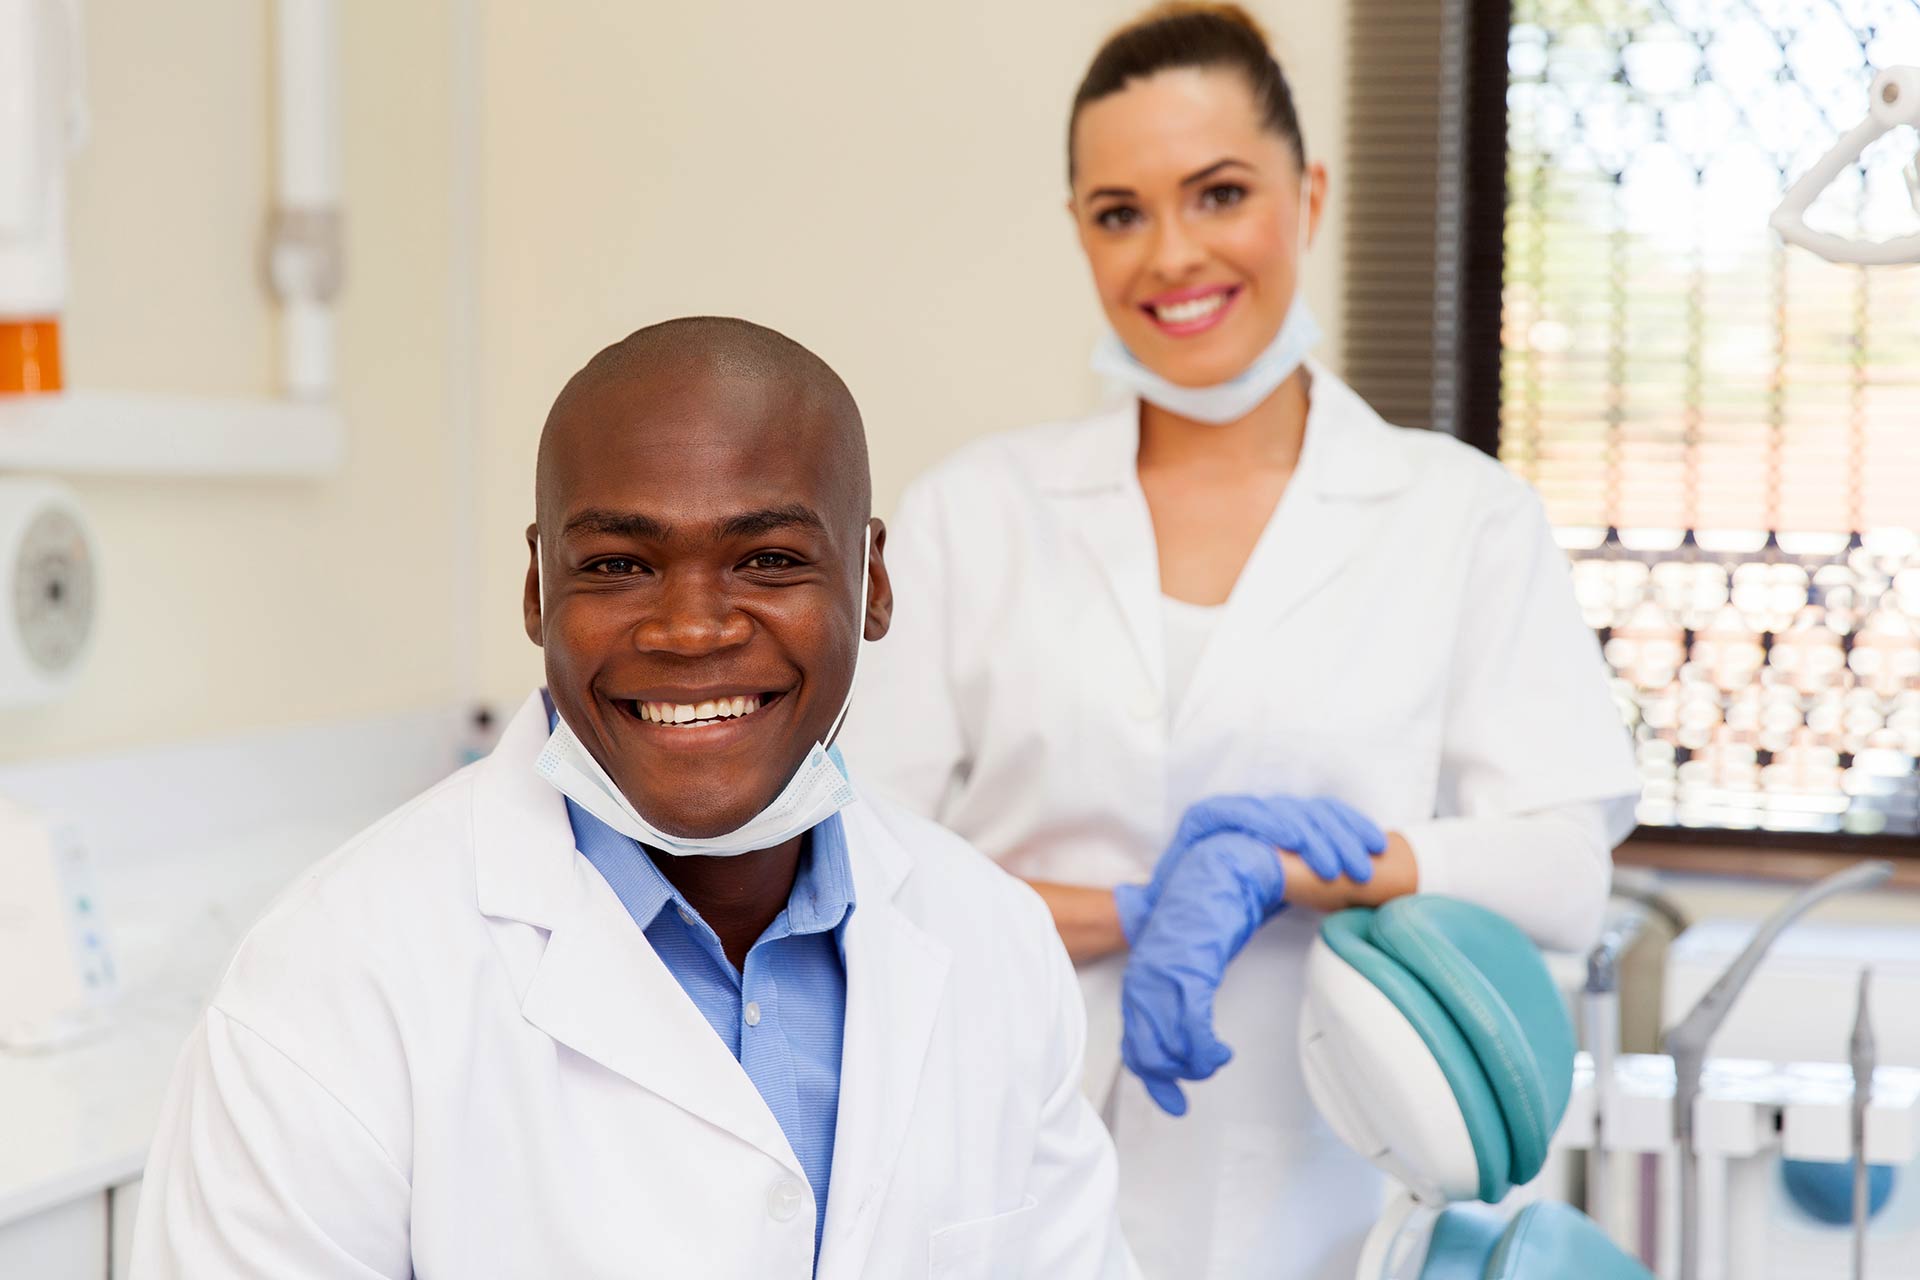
xmin=1771 ymin=66 xmax=1920 ymax=266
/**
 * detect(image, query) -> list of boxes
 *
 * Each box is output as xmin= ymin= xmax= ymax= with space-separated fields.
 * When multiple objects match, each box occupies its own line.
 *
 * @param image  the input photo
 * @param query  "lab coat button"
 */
xmin=744 ymin=1001 xmax=761 ymax=1027
xmin=768 ymin=1178 xmax=805 ymax=1221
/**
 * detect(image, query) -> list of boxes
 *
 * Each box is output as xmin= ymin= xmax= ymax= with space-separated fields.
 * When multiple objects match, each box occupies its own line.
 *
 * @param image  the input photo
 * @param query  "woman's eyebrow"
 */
xmin=1179 ymin=157 xmax=1253 ymax=186
xmin=1085 ymin=157 xmax=1253 ymax=202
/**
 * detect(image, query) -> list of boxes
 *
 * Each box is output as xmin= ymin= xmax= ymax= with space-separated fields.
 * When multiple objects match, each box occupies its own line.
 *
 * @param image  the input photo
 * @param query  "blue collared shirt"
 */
xmin=561 ymin=792 xmax=854 ymax=1264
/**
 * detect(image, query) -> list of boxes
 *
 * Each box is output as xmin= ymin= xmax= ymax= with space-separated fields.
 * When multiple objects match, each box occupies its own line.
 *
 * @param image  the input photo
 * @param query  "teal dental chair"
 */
xmin=1299 ymin=896 xmax=1654 ymax=1280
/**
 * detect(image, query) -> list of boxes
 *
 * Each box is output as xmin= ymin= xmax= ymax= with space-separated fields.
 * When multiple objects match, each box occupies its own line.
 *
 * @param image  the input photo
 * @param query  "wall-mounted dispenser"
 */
xmin=0 ymin=0 xmax=86 ymax=394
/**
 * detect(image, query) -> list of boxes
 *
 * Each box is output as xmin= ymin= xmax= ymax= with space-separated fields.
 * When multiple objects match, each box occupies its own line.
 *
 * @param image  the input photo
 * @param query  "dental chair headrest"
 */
xmin=1299 ymin=896 xmax=1576 ymax=1205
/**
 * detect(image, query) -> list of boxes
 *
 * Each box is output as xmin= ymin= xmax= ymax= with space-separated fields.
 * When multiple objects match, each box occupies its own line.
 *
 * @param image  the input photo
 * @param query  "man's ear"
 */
xmin=862 ymin=518 xmax=894 ymax=643
xmin=523 ymin=523 xmax=544 ymax=646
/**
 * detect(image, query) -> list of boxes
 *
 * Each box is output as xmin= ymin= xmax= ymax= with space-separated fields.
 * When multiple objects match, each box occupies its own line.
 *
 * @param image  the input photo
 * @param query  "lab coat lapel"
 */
xmin=1173 ymin=365 xmax=1415 ymax=738
xmin=1038 ymin=401 xmax=1165 ymax=696
xmin=472 ymin=693 xmax=801 ymax=1176
xmin=816 ymin=801 xmax=952 ymax=1280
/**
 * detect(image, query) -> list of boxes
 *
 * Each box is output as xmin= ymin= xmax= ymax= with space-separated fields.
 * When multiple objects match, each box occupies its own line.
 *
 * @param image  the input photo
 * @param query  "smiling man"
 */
xmin=132 ymin=318 xmax=1134 ymax=1279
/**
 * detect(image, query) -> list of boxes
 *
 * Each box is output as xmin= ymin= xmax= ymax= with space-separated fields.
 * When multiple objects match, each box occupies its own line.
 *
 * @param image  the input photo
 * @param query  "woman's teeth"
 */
xmin=1151 ymin=292 xmax=1229 ymax=324
xmin=637 ymin=695 xmax=762 ymax=725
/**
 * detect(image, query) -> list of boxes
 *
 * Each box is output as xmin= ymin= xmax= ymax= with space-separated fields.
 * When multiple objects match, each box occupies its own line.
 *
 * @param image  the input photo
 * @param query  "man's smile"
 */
xmin=610 ymin=686 xmax=793 ymax=752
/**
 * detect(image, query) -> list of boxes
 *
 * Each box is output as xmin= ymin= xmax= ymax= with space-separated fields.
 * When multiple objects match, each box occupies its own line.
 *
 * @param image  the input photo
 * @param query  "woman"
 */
xmin=841 ymin=5 xmax=1639 ymax=1278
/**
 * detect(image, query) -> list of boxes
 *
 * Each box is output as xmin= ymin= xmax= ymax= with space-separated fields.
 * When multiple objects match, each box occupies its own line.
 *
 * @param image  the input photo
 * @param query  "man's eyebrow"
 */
xmin=718 ymin=504 xmax=829 ymax=540
xmin=562 ymin=508 xmax=669 ymax=540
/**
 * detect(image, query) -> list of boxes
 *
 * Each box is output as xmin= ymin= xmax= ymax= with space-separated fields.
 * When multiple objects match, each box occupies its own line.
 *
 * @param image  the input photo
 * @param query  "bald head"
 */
xmin=523 ymin=316 xmax=893 ymax=842
xmin=536 ymin=317 xmax=869 ymax=537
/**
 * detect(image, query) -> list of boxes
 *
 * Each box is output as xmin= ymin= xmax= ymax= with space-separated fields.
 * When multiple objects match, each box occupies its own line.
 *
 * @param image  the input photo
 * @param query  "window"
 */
xmin=1350 ymin=0 xmax=1920 ymax=843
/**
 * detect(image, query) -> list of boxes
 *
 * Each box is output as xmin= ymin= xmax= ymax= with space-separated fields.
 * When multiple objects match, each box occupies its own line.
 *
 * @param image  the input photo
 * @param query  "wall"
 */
xmin=471 ymin=0 xmax=1352 ymax=707
xmin=0 ymin=0 xmax=460 ymax=763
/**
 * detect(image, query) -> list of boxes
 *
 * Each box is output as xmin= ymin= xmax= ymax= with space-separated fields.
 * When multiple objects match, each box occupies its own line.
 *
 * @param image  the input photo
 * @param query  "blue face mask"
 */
xmin=1091 ymin=184 xmax=1320 ymax=426
xmin=1091 ymin=296 xmax=1321 ymax=426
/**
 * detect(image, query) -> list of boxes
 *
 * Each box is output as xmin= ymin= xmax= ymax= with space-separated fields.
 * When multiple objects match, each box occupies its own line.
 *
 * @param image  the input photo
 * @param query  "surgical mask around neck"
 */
xmin=1092 ymin=182 xmax=1320 ymax=426
xmin=531 ymin=536 xmax=869 ymax=858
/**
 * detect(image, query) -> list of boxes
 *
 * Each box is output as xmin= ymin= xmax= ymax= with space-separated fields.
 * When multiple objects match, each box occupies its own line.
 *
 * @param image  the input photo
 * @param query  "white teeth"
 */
xmin=638 ymin=695 xmax=766 ymax=726
xmin=1152 ymin=292 xmax=1228 ymax=324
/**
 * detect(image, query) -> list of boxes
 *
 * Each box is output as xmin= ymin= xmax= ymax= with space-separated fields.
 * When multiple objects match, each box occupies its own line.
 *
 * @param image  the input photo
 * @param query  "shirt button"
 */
xmin=767 ymin=1177 xmax=804 ymax=1222
xmin=676 ymin=906 xmax=695 ymax=926
xmin=744 ymin=1001 xmax=762 ymax=1027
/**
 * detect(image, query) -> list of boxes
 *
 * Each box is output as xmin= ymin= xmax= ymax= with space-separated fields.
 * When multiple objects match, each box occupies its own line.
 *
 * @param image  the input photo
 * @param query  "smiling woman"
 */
xmin=839 ymin=5 xmax=1642 ymax=1279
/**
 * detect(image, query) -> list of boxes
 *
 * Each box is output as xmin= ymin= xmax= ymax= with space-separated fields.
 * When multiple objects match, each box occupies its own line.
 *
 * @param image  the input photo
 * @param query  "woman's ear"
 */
xmin=1305 ymin=161 xmax=1330 ymax=249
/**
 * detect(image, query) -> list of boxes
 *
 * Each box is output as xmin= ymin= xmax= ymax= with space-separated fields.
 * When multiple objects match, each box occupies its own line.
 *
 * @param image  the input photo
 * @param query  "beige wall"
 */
xmin=0 ymin=0 xmax=458 ymax=763
xmin=2 ymin=2 xmax=1351 ymax=757
xmin=471 ymin=0 xmax=1352 ymax=707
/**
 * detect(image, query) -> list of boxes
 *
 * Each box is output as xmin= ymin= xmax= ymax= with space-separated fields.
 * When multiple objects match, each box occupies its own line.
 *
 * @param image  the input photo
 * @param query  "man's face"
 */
xmin=525 ymin=367 xmax=890 ymax=839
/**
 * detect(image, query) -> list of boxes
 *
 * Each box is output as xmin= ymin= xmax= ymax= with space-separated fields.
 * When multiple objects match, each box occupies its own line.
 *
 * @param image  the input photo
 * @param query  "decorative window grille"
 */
xmin=1502 ymin=1 xmax=1920 ymax=839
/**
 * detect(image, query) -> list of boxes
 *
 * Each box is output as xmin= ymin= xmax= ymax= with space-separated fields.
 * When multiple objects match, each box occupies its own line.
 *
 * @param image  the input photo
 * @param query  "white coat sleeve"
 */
xmin=1400 ymin=480 xmax=1641 ymax=954
xmin=843 ymin=477 xmax=971 ymax=816
xmin=1018 ymin=892 xmax=1139 ymax=1278
xmin=131 ymin=1007 xmax=412 ymax=1279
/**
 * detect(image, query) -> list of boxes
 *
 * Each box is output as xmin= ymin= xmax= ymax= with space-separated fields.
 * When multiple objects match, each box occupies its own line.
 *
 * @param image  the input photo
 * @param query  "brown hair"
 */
xmin=1068 ymin=3 xmax=1307 ymax=179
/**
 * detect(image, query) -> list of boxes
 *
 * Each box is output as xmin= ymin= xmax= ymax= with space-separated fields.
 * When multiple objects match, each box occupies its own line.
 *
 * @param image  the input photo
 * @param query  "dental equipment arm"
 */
xmin=1852 ymin=967 xmax=1874 ymax=1280
xmin=1583 ymin=907 xmax=1648 ymax=1229
xmin=1665 ymin=860 xmax=1894 ymax=1280
xmin=1771 ymin=66 xmax=1920 ymax=266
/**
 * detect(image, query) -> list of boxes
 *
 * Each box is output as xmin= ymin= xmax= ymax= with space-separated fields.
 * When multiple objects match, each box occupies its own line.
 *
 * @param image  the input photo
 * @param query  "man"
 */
xmin=132 ymin=318 xmax=1132 ymax=1278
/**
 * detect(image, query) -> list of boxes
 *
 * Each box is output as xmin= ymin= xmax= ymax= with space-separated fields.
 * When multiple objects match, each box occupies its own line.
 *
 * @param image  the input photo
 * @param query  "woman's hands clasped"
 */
xmin=1114 ymin=794 xmax=1386 ymax=1115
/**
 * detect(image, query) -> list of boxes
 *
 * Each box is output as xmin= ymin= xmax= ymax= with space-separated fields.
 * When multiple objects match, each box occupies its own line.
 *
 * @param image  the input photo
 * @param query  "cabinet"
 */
xmin=0 ymin=1179 xmax=139 ymax=1279
xmin=0 ymin=1194 xmax=107 ymax=1279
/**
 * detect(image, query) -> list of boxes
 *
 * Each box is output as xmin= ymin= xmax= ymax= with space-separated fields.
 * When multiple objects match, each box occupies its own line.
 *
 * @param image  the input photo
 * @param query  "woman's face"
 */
xmin=1070 ymin=67 xmax=1326 ymax=388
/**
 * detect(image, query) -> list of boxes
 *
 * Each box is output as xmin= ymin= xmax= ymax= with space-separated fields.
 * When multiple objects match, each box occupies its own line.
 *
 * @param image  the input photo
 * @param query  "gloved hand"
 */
xmin=1173 ymin=793 xmax=1386 ymax=884
xmin=1120 ymin=829 xmax=1287 ymax=1116
xmin=1114 ymin=794 xmax=1385 ymax=946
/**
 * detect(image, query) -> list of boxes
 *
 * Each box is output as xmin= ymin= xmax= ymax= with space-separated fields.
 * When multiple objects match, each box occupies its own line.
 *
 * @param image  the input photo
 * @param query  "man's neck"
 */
xmin=650 ymin=833 xmax=806 ymax=972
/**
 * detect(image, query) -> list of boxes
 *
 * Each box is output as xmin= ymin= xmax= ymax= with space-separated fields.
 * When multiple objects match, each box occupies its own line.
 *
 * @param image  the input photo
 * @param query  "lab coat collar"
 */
xmin=1027 ymin=362 xmax=1415 ymax=709
xmin=816 ymin=801 xmax=952 ymax=1279
xmin=474 ymin=693 xmax=951 ymax=1273
xmin=473 ymin=692 xmax=800 ymax=1173
xmin=1034 ymin=359 xmax=1413 ymax=501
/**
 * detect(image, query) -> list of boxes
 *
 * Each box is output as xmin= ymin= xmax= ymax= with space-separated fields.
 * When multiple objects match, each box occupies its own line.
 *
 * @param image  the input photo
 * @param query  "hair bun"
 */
xmin=1139 ymin=2 xmax=1272 ymax=49
xmin=1069 ymin=1 xmax=1305 ymax=178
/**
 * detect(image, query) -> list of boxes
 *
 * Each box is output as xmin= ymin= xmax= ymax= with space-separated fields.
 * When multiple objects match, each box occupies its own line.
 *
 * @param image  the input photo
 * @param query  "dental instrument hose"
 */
xmin=1852 ymin=967 xmax=1874 ymax=1280
xmin=1664 ymin=860 xmax=1893 ymax=1280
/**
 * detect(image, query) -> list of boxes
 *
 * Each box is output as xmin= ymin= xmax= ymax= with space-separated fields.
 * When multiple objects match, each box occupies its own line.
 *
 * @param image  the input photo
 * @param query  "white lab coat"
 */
xmin=841 ymin=362 xmax=1640 ymax=1280
xmin=132 ymin=691 xmax=1134 ymax=1280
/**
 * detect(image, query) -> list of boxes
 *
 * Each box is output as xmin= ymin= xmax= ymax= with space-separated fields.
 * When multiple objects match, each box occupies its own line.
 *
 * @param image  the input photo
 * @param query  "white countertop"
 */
xmin=0 ymin=704 xmax=470 ymax=1229
xmin=0 ymin=818 xmax=365 ymax=1226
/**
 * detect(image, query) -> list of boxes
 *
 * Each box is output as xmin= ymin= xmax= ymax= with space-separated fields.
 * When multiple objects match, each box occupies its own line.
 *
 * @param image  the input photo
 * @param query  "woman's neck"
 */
xmin=1136 ymin=366 xmax=1311 ymax=474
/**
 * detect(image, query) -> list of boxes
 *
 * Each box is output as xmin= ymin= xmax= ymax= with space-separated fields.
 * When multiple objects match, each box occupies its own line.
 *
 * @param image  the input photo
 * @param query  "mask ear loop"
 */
xmin=535 ymin=535 xmax=546 ymax=624
xmin=824 ymin=536 xmax=872 ymax=748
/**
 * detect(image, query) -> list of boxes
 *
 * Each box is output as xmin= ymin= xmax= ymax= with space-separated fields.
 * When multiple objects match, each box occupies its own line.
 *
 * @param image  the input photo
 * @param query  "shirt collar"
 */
xmin=544 ymin=695 xmax=857 ymax=939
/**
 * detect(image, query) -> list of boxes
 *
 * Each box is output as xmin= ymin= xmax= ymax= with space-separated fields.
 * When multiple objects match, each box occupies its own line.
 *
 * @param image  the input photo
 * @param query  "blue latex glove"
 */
xmin=1115 ymin=794 xmax=1384 ymax=948
xmin=1173 ymin=793 xmax=1386 ymax=884
xmin=1120 ymin=829 xmax=1286 ymax=1116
